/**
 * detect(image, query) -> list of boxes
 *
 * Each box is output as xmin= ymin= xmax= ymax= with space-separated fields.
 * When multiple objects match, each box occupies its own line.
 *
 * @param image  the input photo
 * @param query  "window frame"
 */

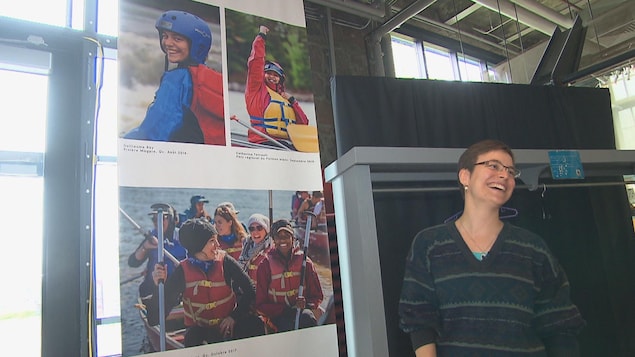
xmin=0 ymin=12 xmax=98 ymax=357
xmin=390 ymin=31 xmax=503 ymax=83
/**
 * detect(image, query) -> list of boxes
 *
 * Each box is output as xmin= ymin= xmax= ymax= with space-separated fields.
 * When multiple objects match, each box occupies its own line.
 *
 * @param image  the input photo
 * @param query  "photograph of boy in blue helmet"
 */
xmin=124 ymin=9 xmax=225 ymax=145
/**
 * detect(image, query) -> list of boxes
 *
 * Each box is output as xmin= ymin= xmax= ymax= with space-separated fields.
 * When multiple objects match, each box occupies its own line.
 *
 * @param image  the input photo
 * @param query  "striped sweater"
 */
xmin=399 ymin=222 xmax=585 ymax=356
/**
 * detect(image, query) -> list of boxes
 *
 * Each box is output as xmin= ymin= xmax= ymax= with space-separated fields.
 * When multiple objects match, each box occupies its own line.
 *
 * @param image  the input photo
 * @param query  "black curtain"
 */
xmin=331 ymin=76 xmax=635 ymax=357
xmin=331 ymin=76 xmax=615 ymax=154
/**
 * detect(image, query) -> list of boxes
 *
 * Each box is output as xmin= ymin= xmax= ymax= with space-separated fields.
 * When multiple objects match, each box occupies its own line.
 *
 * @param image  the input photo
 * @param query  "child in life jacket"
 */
xmin=124 ymin=10 xmax=225 ymax=145
xmin=244 ymin=25 xmax=309 ymax=150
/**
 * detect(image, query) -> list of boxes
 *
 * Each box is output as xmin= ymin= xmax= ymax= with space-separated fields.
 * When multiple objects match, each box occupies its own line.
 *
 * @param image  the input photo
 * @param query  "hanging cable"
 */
xmin=564 ymin=0 xmax=573 ymax=20
xmin=511 ymin=3 xmax=529 ymax=82
xmin=586 ymin=0 xmax=601 ymax=53
xmin=451 ymin=0 xmax=467 ymax=81
xmin=81 ymin=35 xmax=105 ymax=357
xmin=495 ymin=0 xmax=513 ymax=82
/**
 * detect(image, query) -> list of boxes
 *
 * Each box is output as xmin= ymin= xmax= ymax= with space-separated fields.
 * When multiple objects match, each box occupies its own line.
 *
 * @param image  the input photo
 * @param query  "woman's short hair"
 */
xmin=457 ymin=139 xmax=515 ymax=196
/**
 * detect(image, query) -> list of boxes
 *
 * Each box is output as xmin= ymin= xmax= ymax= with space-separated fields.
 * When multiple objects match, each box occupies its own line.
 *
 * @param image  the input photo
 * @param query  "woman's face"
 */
xmin=248 ymin=223 xmax=267 ymax=243
xmin=264 ymin=71 xmax=281 ymax=86
xmin=214 ymin=215 xmax=233 ymax=236
xmin=199 ymin=235 xmax=220 ymax=261
xmin=273 ymin=230 xmax=294 ymax=256
xmin=161 ymin=30 xmax=190 ymax=64
xmin=461 ymin=149 xmax=516 ymax=208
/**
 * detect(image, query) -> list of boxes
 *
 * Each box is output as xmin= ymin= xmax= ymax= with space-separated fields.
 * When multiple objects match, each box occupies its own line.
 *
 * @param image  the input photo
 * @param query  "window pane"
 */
xmin=0 ymin=45 xmax=48 ymax=357
xmin=0 ymin=70 xmax=47 ymax=152
xmin=94 ymin=163 xmax=121 ymax=357
xmin=458 ymin=56 xmax=483 ymax=82
xmin=96 ymin=322 xmax=123 ymax=357
xmin=391 ymin=36 xmax=425 ymax=79
xmin=97 ymin=0 xmax=119 ymax=36
xmin=0 ymin=0 xmax=69 ymax=28
xmin=96 ymin=56 xmax=118 ymax=157
xmin=424 ymin=47 xmax=454 ymax=81
xmin=0 ymin=175 xmax=43 ymax=357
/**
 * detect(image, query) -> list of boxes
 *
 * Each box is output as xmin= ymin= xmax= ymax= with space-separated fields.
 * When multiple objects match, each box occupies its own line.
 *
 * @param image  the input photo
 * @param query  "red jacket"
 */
xmin=245 ymin=34 xmax=309 ymax=144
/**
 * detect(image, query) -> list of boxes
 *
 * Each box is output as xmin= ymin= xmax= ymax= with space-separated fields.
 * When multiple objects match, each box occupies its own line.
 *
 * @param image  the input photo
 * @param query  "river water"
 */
xmin=119 ymin=186 xmax=333 ymax=356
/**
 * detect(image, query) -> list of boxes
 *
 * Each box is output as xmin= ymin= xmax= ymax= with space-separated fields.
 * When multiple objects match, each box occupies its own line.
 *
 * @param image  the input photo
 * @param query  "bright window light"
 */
xmin=0 ymin=175 xmax=43 ymax=357
xmin=458 ymin=55 xmax=483 ymax=82
xmin=0 ymin=70 xmax=47 ymax=153
xmin=391 ymin=35 xmax=425 ymax=79
xmin=0 ymin=1 xmax=71 ymax=28
xmin=424 ymin=46 xmax=454 ymax=81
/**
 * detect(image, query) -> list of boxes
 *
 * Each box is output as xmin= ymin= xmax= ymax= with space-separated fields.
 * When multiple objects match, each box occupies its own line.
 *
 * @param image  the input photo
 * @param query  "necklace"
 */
xmin=457 ymin=220 xmax=497 ymax=258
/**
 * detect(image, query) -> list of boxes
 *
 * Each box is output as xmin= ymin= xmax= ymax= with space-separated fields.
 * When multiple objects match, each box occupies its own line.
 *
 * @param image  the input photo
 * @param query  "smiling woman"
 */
xmin=160 ymin=30 xmax=191 ymax=64
xmin=122 ymin=9 xmax=226 ymax=145
xmin=399 ymin=139 xmax=586 ymax=356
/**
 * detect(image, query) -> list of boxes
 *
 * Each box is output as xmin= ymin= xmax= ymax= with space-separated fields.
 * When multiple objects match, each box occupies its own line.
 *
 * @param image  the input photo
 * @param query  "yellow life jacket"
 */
xmin=251 ymin=87 xmax=297 ymax=139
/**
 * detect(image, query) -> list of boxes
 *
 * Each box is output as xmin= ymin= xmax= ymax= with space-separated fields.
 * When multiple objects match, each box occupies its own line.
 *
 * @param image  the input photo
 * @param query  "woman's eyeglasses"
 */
xmin=248 ymin=225 xmax=265 ymax=232
xmin=474 ymin=160 xmax=521 ymax=178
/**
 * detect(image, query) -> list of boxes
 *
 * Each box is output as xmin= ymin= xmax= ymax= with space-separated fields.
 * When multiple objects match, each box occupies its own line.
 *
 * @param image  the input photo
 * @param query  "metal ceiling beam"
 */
xmin=366 ymin=0 xmax=440 ymax=76
xmin=394 ymin=7 xmax=520 ymax=56
xmin=470 ymin=0 xmax=559 ymax=35
xmin=368 ymin=0 xmax=439 ymax=42
xmin=306 ymin=0 xmax=386 ymax=21
xmin=446 ymin=3 xmax=481 ymax=26
xmin=510 ymin=0 xmax=575 ymax=29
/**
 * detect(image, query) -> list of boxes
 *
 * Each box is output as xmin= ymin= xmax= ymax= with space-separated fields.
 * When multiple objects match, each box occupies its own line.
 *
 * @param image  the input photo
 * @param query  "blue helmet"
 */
xmin=264 ymin=61 xmax=285 ymax=84
xmin=155 ymin=10 xmax=212 ymax=64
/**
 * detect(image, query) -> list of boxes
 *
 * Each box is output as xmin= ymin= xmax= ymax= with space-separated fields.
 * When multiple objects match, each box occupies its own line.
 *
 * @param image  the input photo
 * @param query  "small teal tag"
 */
xmin=548 ymin=150 xmax=585 ymax=179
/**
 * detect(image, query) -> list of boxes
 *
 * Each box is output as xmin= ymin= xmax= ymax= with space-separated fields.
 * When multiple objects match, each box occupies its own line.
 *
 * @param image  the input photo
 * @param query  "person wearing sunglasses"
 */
xmin=399 ymin=139 xmax=585 ymax=356
xmin=238 ymin=213 xmax=273 ymax=284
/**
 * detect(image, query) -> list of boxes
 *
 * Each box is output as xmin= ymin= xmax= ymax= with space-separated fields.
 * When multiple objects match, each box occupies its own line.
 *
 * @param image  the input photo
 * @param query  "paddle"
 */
xmin=157 ymin=209 xmax=167 ymax=352
xmin=287 ymin=124 xmax=319 ymax=153
xmin=230 ymin=115 xmax=291 ymax=151
xmin=317 ymin=294 xmax=335 ymax=326
xmin=268 ymin=190 xmax=273 ymax=233
xmin=118 ymin=207 xmax=180 ymax=266
xmin=295 ymin=210 xmax=316 ymax=330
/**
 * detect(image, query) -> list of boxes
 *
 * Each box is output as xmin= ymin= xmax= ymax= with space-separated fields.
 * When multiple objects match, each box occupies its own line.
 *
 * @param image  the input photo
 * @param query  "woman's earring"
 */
xmin=464 ymin=186 xmax=468 ymax=191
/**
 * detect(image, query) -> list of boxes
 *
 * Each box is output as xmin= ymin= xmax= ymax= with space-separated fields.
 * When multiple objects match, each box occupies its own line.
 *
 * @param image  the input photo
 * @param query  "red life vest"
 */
xmin=181 ymin=251 xmax=236 ymax=327
xmin=189 ymin=64 xmax=225 ymax=145
xmin=246 ymin=247 xmax=271 ymax=285
xmin=220 ymin=238 xmax=243 ymax=261
xmin=266 ymin=250 xmax=304 ymax=307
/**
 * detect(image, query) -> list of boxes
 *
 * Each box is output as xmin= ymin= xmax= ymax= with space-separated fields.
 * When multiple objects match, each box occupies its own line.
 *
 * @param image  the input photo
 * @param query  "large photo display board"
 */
xmin=117 ymin=1 xmax=337 ymax=356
